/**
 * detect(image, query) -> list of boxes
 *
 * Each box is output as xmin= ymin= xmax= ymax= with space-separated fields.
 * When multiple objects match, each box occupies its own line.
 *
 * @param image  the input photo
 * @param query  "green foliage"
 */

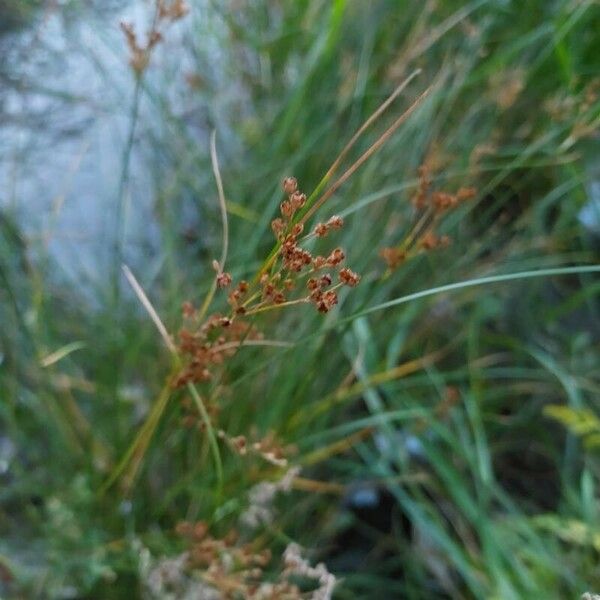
xmin=1 ymin=0 xmax=600 ymax=598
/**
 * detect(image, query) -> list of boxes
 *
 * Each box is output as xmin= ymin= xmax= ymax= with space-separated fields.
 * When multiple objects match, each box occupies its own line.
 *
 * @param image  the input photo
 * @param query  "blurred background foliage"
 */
xmin=0 ymin=0 xmax=599 ymax=598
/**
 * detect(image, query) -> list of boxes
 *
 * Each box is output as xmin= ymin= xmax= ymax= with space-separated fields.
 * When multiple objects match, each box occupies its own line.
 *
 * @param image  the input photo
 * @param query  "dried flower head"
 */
xmin=216 ymin=271 xmax=232 ymax=288
xmin=158 ymin=0 xmax=190 ymax=20
xmin=339 ymin=267 xmax=360 ymax=287
xmin=381 ymin=162 xmax=476 ymax=270
xmin=282 ymin=176 xmax=298 ymax=195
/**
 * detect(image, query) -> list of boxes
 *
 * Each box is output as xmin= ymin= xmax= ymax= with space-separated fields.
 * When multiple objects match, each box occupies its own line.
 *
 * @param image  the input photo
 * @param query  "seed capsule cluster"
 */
xmin=381 ymin=163 xmax=476 ymax=269
xmin=175 ymin=176 xmax=361 ymax=387
xmin=267 ymin=177 xmax=360 ymax=313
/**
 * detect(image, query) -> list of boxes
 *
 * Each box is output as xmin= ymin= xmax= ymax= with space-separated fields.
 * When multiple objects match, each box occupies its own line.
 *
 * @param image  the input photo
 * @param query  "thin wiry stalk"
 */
xmin=102 ymin=265 xmax=179 ymax=493
xmin=351 ymin=265 xmax=600 ymax=319
xmin=321 ymin=68 xmax=422 ymax=185
xmin=289 ymin=349 xmax=444 ymax=429
xmin=245 ymin=297 xmax=310 ymax=316
xmin=210 ymin=339 xmax=294 ymax=353
xmin=187 ymin=381 xmax=223 ymax=499
xmin=100 ymin=374 xmax=175 ymax=494
xmin=300 ymin=85 xmax=433 ymax=224
xmin=122 ymin=264 xmax=177 ymax=355
xmin=212 ymin=130 xmax=229 ymax=270
xmin=113 ymin=0 xmax=161 ymax=296
xmin=198 ymin=130 xmax=229 ymax=322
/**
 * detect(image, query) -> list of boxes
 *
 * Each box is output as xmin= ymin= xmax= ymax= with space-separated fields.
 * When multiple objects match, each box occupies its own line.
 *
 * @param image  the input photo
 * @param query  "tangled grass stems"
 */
xmin=257 ymin=73 xmax=430 ymax=279
xmin=102 ymin=266 xmax=224 ymax=496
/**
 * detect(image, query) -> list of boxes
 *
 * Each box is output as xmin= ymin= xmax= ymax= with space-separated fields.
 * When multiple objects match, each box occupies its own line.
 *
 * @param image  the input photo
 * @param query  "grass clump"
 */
xmin=1 ymin=0 xmax=600 ymax=598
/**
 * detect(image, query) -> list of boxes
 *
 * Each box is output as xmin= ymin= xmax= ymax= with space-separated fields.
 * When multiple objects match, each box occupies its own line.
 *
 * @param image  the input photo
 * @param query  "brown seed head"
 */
xmin=339 ymin=267 xmax=360 ymax=287
xmin=380 ymin=247 xmax=406 ymax=269
xmin=328 ymin=215 xmax=344 ymax=229
xmin=271 ymin=218 xmax=285 ymax=237
xmin=216 ymin=271 xmax=232 ymax=288
xmin=319 ymin=273 xmax=332 ymax=288
xmin=313 ymin=256 xmax=327 ymax=269
xmin=282 ymin=176 xmax=298 ymax=195
xmin=420 ymin=231 xmax=439 ymax=250
xmin=182 ymin=301 xmax=195 ymax=318
xmin=280 ymin=200 xmax=294 ymax=219
xmin=457 ymin=187 xmax=476 ymax=201
xmin=327 ymin=247 xmax=345 ymax=266
xmin=432 ymin=192 xmax=456 ymax=211
xmin=307 ymin=278 xmax=318 ymax=291
xmin=290 ymin=191 xmax=307 ymax=210
xmin=314 ymin=223 xmax=329 ymax=237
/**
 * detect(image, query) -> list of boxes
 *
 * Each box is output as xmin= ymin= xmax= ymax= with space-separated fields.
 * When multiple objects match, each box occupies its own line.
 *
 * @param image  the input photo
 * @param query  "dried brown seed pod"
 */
xmin=282 ymin=176 xmax=298 ymax=195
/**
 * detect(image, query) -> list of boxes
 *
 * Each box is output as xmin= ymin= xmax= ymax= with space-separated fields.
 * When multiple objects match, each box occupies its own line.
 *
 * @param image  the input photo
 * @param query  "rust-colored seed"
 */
xmin=280 ymin=200 xmax=293 ymax=218
xmin=420 ymin=231 xmax=439 ymax=250
xmin=313 ymin=256 xmax=326 ymax=269
xmin=216 ymin=271 xmax=232 ymax=288
xmin=314 ymin=223 xmax=329 ymax=237
xmin=328 ymin=215 xmax=344 ymax=228
xmin=339 ymin=267 xmax=360 ymax=286
xmin=271 ymin=218 xmax=285 ymax=236
xmin=182 ymin=301 xmax=195 ymax=317
xmin=324 ymin=290 xmax=338 ymax=304
xmin=319 ymin=274 xmax=332 ymax=287
xmin=282 ymin=176 xmax=298 ymax=195
xmin=327 ymin=248 xmax=345 ymax=265
xmin=457 ymin=187 xmax=476 ymax=201
xmin=290 ymin=191 xmax=307 ymax=209
xmin=175 ymin=521 xmax=192 ymax=537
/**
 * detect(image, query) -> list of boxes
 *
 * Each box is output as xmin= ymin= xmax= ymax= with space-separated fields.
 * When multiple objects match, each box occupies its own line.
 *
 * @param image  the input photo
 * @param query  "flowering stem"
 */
xmin=245 ymin=297 xmax=310 ymax=316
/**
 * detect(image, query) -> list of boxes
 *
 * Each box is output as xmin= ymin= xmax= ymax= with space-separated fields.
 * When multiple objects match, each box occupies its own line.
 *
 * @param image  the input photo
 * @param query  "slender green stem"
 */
xmin=187 ymin=382 xmax=223 ymax=501
xmin=349 ymin=265 xmax=600 ymax=320
xmin=245 ymin=297 xmax=310 ymax=316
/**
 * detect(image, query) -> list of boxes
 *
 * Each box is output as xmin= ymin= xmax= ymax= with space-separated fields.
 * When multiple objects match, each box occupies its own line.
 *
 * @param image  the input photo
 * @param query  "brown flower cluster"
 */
xmin=173 ymin=523 xmax=334 ymax=599
xmin=411 ymin=164 xmax=475 ymax=212
xmin=219 ymin=429 xmax=290 ymax=467
xmin=174 ymin=307 xmax=262 ymax=388
xmin=158 ymin=0 xmax=189 ymax=20
xmin=381 ymin=163 xmax=476 ymax=270
xmin=174 ymin=524 xmax=277 ymax=598
xmin=174 ymin=177 xmax=360 ymax=388
xmin=268 ymin=177 xmax=359 ymax=313
xmin=120 ymin=0 xmax=189 ymax=74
